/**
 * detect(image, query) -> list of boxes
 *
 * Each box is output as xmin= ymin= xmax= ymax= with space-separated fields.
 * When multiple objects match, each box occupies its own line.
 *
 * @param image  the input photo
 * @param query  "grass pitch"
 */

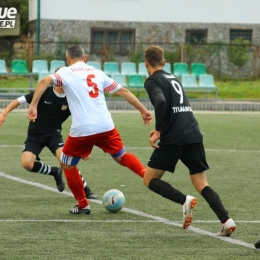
xmin=0 ymin=111 xmax=260 ymax=259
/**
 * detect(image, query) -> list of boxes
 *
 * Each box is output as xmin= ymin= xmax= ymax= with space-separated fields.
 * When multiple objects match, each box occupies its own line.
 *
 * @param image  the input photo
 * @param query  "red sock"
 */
xmin=64 ymin=167 xmax=88 ymax=208
xmin=120 ymin=153 xmax=145 ymax=178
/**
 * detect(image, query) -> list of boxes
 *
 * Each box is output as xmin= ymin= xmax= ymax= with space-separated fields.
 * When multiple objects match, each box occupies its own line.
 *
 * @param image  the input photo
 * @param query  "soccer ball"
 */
xmin=102 ymin=189 xmax=125 ymax=213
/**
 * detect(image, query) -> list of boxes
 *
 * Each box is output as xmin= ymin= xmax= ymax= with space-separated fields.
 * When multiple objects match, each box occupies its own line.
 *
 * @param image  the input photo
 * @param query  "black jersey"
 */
xmin=144 ymin=70 xmax=202 ymax=145
xmin=25 ymin=86 xmax=70 ymax=137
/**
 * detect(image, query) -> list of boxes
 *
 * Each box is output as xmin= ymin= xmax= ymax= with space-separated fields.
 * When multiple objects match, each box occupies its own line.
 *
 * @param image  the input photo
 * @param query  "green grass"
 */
xmin=0 ymin=112 xmax=260 ymax=259
xmin=216 ymin=80 xmax=260 ymax=99
xmin=1 ymin=76 xmax=260 ymax=100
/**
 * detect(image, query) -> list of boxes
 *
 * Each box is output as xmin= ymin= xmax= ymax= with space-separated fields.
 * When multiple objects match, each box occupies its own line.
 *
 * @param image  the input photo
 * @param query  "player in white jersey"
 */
xmin=27 ymin=45 xmax=153 ymax=215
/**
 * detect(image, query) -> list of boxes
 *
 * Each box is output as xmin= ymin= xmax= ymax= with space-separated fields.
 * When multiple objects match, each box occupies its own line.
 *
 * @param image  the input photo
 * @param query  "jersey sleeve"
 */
xmin=102 ymin=72 xmax=121 ymax=93
xmin=17 ymin=92 xmax=34 ymax=104
xmin=144 ymin=77 xmax=163 ymax=101
xmin=50 ymin=73 xmax=62 ymax=87
xmin=144 ymin=77 xmax=166 ymax=131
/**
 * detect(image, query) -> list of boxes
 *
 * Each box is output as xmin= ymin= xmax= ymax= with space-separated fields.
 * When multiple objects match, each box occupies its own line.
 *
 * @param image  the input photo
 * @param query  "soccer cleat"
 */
xmin=53 ymin=167 xmax=65 ymax=192
xmin=254 ymin=240 xmax=260 ymax=249
xmin=182 ymin=195 xmax=197 ymax=229
xmin=217 ymin=218 xmax=236 ymax=237
xmin=84 ymin=185 xmax=97 ymax=199
xmin=69 ymin=205 xmax=91 ymax=215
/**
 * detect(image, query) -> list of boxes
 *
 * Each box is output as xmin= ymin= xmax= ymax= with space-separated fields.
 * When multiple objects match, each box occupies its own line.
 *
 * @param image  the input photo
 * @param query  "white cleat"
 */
xmin=182 ymin=195 xmax=197 ymax=229
xmin=217 ymin=218 xmax=236 ymax=237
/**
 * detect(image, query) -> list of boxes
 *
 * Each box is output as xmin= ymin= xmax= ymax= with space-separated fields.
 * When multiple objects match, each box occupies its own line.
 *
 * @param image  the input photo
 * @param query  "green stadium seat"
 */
xmin=0 ymin=59 xmax=8 ymax=73
xmin=163 ymin=62 xmax=171 ymax=73
xmin=128 ymin=74 xmax=145 ymax=97
xmin=11 ymin=59 xmax=28 ymax=73
xmin=181 ymin=74 xmax=198 ymax=88
xmin=191 ymin=63 xmax=207 ymax=77
xmin=173 ymin=63 xmax=188 ymax=78
xmin=87 ymin=61 xmax=101 ymax=70
xmin=50 ymin=60 xmax=65 ymax=73
xmin=111 ymin=73 xmax=128 ymax=87
xmin=32 ymin=60 xmax=49 ymax=73
xmin=198 ymin=74 xmax=216 ymax=88
xmin=120 ymin=62 xmax=137 ymax=76
xmin=38 ymin=72 xmax=50 ymax=82
xmin=198 ymin=74 xmax=218 ymax=99
xmin=137 ymin=62 xmax=148 ymax=78
xmin=103 ymin=62 xmax=119 ymax=76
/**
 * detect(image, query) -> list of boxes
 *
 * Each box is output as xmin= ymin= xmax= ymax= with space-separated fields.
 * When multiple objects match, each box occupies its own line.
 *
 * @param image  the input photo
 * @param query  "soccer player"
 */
xmin=142 ymin=45 xmax=236 ymax=236
xmin=0 ymin=83 xmax=97 ymax=199
xmin=27 ymin=45 xmax=153 ymax=215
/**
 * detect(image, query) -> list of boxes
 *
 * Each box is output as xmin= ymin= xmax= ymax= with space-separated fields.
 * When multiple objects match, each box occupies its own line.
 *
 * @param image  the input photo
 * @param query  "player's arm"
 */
xmin=149 ymin=92 xmax=166 ymax=148
xmin=114 ymin=87 xmax=153 ymax=125
xmin=27 ymin=76 xmax=53 ymax=122
xmin=144 ymin=79 xmax=165 ymax=148
xmin=0 ymin=95 xmax=30 ymax=127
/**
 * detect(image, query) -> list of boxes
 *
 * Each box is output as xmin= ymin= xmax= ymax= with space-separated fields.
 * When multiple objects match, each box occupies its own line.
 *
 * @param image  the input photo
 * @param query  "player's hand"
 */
xmin=149 ymin=130 xmax=160 ymax=149
xmin=27 ymin=106 xmax=37 ymax=122
xmin=0 ymin=113 xmax=6 ymax=127
xmin=142 ymin=110 xmax=153 ymax=125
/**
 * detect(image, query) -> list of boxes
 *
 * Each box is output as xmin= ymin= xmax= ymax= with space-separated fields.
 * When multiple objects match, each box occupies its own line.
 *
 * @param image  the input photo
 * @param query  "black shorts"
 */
xmin=22 ymin=132 xmax=64 ymax=160
xmin=147 ymin=141 xmax=209 ymax=174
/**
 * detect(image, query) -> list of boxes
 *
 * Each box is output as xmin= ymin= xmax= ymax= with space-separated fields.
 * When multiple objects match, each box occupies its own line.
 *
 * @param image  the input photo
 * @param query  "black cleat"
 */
xmin=84 ymin=185 xmax=97 ymax=199
xmin=69 ymin=205 xmax=91 ymax=215
xmin=255 ymin=240 xmax=260 ymax=249
xmin=53 ymin=167 xmax=65 ymax=192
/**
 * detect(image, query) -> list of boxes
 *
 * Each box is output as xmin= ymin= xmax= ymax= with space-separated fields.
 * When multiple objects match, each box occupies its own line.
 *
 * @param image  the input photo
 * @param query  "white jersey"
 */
xmin=50 ymin=62 xmax=121 ymax=137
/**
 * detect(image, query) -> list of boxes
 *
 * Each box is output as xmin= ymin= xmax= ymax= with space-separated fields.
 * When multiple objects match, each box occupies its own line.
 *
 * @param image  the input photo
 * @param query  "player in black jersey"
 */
xmin=0 ymin=85 xmax=97 ymax=199
xmin=142 ymin=45 xmax=236 ymax=236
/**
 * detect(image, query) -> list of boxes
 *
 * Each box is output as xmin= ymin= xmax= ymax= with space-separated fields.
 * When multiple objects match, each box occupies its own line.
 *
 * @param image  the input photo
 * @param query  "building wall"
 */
xmin=39 ymin=20 xmax=260 ymax=44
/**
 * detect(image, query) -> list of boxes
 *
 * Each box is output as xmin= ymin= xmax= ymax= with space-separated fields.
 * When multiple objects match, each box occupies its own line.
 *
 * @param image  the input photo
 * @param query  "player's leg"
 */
xmin=145 ymin=145 xmax=197 ymax=229
xmin=96 ymin=128 xmax=146 ymax=177
xmin=181 ymin=142 xmax=236 ymax=236
xmin=22 ymin=140 xmax=65 ymax=192
xmin=54 ymin=146 xmax=97 ymax=199
xmin=113 ymin=151 xmax=146 ymax=177
xmin=61 ymin=135 xmax=92 ymax=214
xmin=191 ymin=172 xmax=236 ymax=236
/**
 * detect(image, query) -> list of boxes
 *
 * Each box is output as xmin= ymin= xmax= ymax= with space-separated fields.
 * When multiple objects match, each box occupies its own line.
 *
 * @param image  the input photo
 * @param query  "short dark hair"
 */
xmin=66 ymin=45 xmax=85 ymax=59
xmin=144 ymin=45 xmax=164 ymax=67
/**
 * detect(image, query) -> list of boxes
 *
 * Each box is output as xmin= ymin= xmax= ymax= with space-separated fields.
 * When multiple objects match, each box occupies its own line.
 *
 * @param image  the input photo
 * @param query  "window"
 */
xmin=91 ymin=29 xmax=135 ymax=55
xmin=230 ymin=29 xmax=252 ymax=43
xmin=185 ymin=29 xmax=207 ymax=44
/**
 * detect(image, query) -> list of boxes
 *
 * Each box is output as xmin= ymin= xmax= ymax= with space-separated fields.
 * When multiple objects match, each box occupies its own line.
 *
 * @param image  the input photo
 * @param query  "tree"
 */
xmin=227 ymin=37 xmax=250 ymax=68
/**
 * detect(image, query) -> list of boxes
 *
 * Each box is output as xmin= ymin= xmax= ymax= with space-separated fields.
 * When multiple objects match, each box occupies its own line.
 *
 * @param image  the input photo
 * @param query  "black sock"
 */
xmin=201 ymin=186 xmax=229 ymax=223
xmin=148 ymin=178 xmax=186 ymax=205
xmin=30 ymin=161 xmax=52 ymax=175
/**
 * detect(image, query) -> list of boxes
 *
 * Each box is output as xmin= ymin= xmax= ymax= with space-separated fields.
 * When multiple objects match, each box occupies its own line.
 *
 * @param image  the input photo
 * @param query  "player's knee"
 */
xmin=21 ymin=160 xmax=33 ymax=171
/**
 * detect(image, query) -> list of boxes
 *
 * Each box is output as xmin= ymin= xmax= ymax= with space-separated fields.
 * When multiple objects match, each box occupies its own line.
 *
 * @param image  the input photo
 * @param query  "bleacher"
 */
xmin=0 ymin=59 xmax=218 ymax=100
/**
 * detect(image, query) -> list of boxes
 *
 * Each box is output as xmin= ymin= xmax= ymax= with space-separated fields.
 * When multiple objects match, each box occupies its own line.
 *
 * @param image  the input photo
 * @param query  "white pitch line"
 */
xmin=0 ymin=144 xmax=260 ymax=154
xmin=0 ymin=219 xmax=159 ymax=223
xmin=0 ymin=219 xmax=259 ymax=224
xmin=0 ymin=172 xmax=256 ymax=250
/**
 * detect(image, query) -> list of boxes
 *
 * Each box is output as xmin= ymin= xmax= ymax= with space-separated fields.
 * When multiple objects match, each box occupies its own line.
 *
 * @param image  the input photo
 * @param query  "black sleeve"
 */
xmin=144 ymin=78 xmax=166 ymax=131
xmin=60 ymin=108 xmax=71 ymax=124
xmin=24 ymin=92 xmax=34 ymax=104
xmin=153 ymin=93 xmax=166 ymax=131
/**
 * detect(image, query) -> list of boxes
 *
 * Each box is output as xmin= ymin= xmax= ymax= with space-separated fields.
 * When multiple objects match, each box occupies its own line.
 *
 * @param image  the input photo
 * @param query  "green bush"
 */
xmin=227 ymin=37 xmax=250 ymax=68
